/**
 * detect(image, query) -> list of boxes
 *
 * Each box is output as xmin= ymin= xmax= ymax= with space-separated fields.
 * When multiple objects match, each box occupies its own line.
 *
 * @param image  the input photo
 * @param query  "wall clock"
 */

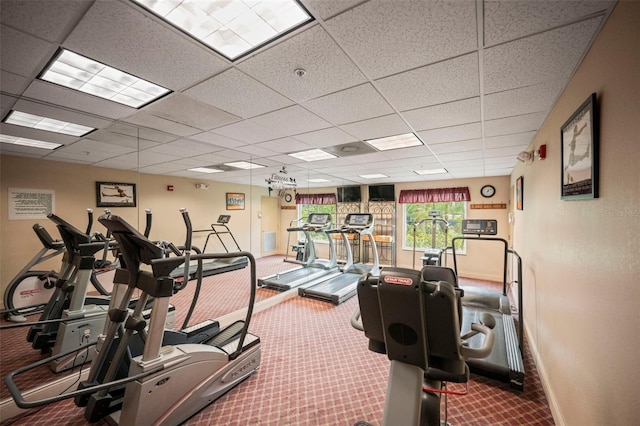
xmin=481 ymin=185 xmax=496 ymax=198
xmin=284 ymin=193 xmax=293 ymax=203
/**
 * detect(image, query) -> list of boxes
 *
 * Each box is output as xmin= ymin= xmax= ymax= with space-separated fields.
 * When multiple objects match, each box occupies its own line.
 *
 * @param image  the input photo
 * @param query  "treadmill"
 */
xmin=428 ymin=219 xmax=525 ymax=390
xmin=171 ymin=215 xmax=247 ymax=280
xmin=258 ymin=213 xmax=338 ymax=290
xmin=299 ymin=213 xmax=380 ymax=304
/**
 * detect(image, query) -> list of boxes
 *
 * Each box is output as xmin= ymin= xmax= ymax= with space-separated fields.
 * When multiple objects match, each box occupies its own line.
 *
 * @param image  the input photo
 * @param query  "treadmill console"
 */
xmin=345 ymin=213 xmax=373 ymax=228
xmin=217 ymin=215 xmax=231 ymax=224
xmin=307 ymin=213 xmax=331 ymax=226
xmin=461 ymin=219 xmax=497 ymax=235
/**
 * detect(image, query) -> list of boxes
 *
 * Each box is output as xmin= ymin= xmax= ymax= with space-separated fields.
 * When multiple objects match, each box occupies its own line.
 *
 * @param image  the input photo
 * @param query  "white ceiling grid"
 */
xmin=0 ymin=0 xmax=617 ymax=187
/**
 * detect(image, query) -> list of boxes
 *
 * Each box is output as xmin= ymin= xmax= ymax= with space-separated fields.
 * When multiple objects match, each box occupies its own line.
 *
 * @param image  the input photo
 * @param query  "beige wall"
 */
xmin=280 ymin=175 xmax=511 ymax=282
xmin=510 ymin=2 xmax=639 ymax=424
xmin=0 ymin=156 xmax=267 ymax=301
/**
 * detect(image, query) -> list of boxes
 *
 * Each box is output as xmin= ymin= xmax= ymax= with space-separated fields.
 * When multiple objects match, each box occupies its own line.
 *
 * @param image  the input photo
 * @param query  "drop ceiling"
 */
xmin=0 ymin=0 xmax=617 ymax=188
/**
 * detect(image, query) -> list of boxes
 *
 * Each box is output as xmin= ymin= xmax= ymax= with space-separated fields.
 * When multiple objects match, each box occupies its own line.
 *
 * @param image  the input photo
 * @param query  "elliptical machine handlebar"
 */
xmin=460 ymin=323 xmax=495 ymax=360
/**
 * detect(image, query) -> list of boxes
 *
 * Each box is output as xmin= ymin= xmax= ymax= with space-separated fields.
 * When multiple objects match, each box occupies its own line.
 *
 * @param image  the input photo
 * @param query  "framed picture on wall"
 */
xmin=226 ymin=192 xmax=245 ymax=210
xmin=96 ymin=182 xmax=136 ymax=207
xmin=516 ymin=176 xmax=524 ymax=210
xmin=561 ymin=93 xmax=599 ymax=200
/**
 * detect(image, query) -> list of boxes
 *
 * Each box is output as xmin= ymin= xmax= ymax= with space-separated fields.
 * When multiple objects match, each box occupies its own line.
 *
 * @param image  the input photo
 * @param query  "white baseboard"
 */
xmin=524 ymin=322 xmax=566 ymax=426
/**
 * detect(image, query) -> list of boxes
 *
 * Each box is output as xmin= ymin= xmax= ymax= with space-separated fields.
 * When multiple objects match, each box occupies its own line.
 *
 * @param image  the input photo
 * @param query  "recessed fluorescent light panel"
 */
xmin=308 ymin=178 xmax=331 ymax=183
xmin=365 ymin=133 xmax=423 ymax=151
xmin=189 ymin=167 xmax=224 ymax=173
xmin=360 ymin=173 xmax=388 ymax=179
xmin=3 ymin=111 xmax=94 ymax=137
xmin=39 ymin=49 xmax=170 ymax=108
xmin=0 ymin=134 xmax=62 ymax=150
xmin=132 ymin=0 xmax=313 ymax=61
xmin=224 ymin=161 xmax=265 ymax=169
xmin=288 ymin=149 xmax=336 ymax=162
xmin=414 ymin=168 xmax=447 ymax=175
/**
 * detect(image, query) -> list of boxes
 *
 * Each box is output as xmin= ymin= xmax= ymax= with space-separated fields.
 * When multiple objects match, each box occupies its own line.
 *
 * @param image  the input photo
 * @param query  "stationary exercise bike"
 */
xmin=351 ymin=267 xmax=495 ymax=425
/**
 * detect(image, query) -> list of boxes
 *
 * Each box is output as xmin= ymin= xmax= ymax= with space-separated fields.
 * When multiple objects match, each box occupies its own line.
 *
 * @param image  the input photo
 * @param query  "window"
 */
xmin=403 ymin=202 xmax=467 ymax=251
xmin=296 ymin=203 xmax=336 ymax=243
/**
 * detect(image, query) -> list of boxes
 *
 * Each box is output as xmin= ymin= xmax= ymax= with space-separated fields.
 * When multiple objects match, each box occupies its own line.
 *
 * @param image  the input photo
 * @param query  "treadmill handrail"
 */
xmin=450 ymin=236 xmax=524 ymax=358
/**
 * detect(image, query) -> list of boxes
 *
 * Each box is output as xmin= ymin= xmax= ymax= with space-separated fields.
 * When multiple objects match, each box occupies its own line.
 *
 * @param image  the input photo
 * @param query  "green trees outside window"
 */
xmin=403 ymin=202 xmax=466 ymax=251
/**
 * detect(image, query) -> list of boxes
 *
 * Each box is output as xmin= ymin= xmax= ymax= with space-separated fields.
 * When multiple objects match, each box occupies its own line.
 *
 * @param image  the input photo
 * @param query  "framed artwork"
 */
xmin=561 ymin=93 xmax=599 ymax=200
xmin=226 ymin=192 xmax=245 ymax=210
xmin=96 ymin=182 xmax=136 ymax=207
xmin=516 ymin=176 xmax=524 ymax=210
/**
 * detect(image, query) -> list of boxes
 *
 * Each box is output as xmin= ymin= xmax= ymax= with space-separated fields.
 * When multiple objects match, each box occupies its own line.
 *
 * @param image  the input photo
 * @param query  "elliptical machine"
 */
xmin=5 ymin=209 xmax=261 ymax=426
xmin=351 ymin=267 xmax=495 ymax=425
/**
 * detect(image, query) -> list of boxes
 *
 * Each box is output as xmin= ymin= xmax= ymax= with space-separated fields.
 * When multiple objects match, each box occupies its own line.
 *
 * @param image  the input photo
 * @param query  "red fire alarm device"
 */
xmin=537 ymin=144 xmax=547 ymax=160
xmin=167 ymin=185 xmax=174 ymax=191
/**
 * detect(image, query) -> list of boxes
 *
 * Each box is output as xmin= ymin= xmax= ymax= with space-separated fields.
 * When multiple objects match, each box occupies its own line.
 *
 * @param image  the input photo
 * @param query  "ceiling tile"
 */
xmin=0 ymin=143 xmax=49 ymax=158
xmin=417 ymin=122 xmax=482 ymax=145
xmin=23 ymin=80 xmax=136 ymax=120
xmin=292 ymin=127 xmax=358 ymax=148
xmin=249 ymin=105 xmax=332 ymax=137
xmin=256 ymin=138 xmax=314 ymax=154
xmin=437 ymin=150 xmax=484 ymax=162
xmin=340 ymin=113 xmax=411 ymax=141
xmin=376 ymin=53 xmax=479 ymax=111
xmin=123 ymin=111 xmax=201 ymax=137
xmin=402 ymin=97 xmax=481 ymax=130
xmin=134 ymin=150 xmax=180 ymax=167
xmin=325 ymin=0 xmax=477 ymax=79
xmin=485 ymin=144 xmax=531 ymax=158
xmin=484 ymin=79 xmax=565 ymax=120
xmin=64 ymin=0 xmax=229 ymax=91
xmin=484 ymin=17 xmax=603 ymax=94
xmin=212 ymin=120 xmax=288 ymax=144
xmin=0 ymin=122 xmax=76 ymax=146
xmin=233 ymin=144 xmax=281 ymax=158
xmin=11 ymin=98 xmax=112 ymax=129
xmin=0 ymin=0 xmax=92 ymax=42
xmin=185 ymin=68 xmax=294 ymax=119
xmin=147 ymin=139 xmax=222 ymax=157
xmin=0 ymin=25 xmax=55 ymax=77
xmin=238 ymin=25 xmax=366 ymax=102
xmin=484 ymin=132 xmax=536 ymax=149
xmin=52 ymin=140 xmax=134 ymax=160
xmin=189 ymin=132 xmax=246 ymax=149
xmin=102 ymin=122 xmax=177 ymax=144
xmin=142 ymin=93 xmax=241 ymax=131
xmin=87 ymin=130 xmax=160 ymax=151
xmin=429 ymin=139 xmax=483 ymax=155
xmin=93 ymin=155 xmax=139 ymax=170
xmin=302 ymin=0 xmax=367 ymax=20
xmin=0 ymin=71 xmax=29 ymax=95
xmin=303 ymin=83 xmax=394 ymax=125
xmin=484 ymin=0 xmax=614 ymax=46
xmin=380 ymin=145 xmax=437 ymax=161
xmin=484 ymin=112 xmax=546 ymax=137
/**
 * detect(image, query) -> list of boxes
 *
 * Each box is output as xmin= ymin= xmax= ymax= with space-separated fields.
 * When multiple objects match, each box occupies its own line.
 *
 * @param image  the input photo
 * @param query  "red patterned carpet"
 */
xmin=1 ymin=256 xmax=553 ymax=425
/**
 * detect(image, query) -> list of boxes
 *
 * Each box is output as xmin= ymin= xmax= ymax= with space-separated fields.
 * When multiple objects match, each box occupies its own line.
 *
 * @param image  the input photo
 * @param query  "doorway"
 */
xmin=261 ymin=196 xmax=279 ymax=256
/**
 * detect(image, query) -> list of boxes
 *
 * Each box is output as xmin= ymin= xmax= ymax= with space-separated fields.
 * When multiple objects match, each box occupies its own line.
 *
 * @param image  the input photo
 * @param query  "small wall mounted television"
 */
xmin=368 ymin=184 xmax=395 ymax=201
xmin=337 ymin=186 xmax=361 ymax=203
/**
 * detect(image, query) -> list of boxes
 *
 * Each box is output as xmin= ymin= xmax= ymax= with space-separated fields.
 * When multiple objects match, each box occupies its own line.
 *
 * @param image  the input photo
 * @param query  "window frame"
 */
xmin=401 ymin=201 xmax=467 ymax=253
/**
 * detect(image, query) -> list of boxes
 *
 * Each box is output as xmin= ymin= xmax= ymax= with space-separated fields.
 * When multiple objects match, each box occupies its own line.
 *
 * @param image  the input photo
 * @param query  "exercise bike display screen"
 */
xmin=217 ymin=215 xmax=231 ymax=224
xmin=462 ymin=219 xmax=497 ymax=235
